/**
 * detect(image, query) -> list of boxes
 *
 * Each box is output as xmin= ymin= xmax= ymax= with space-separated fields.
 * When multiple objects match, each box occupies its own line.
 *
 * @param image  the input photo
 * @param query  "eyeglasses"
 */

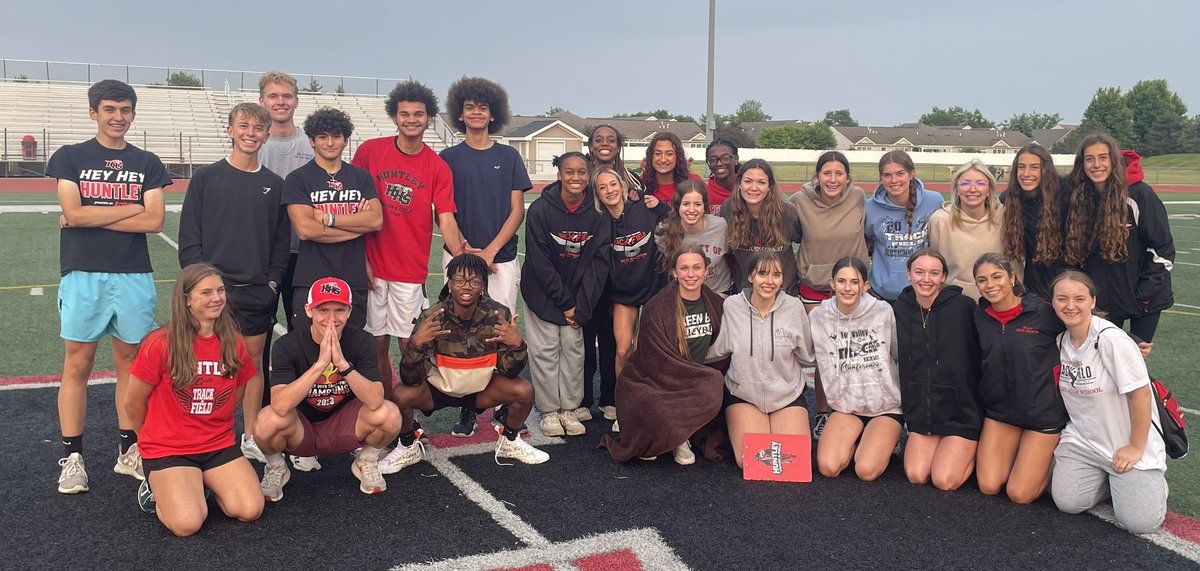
xmin=706 ymin=155 xmax=734 ymax=166
xmin=957 ymin=180 xmax=990 ymax=190
xmin=451 ymin=278 xmax=484 ymax=288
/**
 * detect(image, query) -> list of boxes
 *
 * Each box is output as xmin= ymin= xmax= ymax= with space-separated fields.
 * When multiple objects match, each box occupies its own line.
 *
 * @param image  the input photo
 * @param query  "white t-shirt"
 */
xmin=1057 ymin=316 xmax=1166 ymax=471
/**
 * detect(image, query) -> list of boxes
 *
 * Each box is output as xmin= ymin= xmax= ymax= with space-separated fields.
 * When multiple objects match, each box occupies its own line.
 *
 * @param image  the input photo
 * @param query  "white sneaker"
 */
xmin=241 ymin=434 xmax=267 ymax=463
xmin=378 ymin=440 xmax=424 ymax=475
xmin=560 ymin=410 xmax=587 ymax=436
xmin=495 ymin=432 xmax=550 ymax=465
xmin=573 ymin=407 xmax=593 ymax=422
xmin=113 ymin=443 xmax=145 ymax=481
xmin=600 ymin=406 xmax=618 ymax=421
xmin=539 ymin=411 xmax=565 ymax=437
xmin=260 ymin=461 xmax=291 ymax=503
xmin=673 ymin=441 xmax=696 ymax=466
xmin=57 ymin=453 xmax=89 ymax=494
xmin=289 ymin=455 xmax=322 ymax=472
xmin=351 ymin=452 xmax=386 ymax=495
xmin=611 ymin=419 xmax=620 ymax=433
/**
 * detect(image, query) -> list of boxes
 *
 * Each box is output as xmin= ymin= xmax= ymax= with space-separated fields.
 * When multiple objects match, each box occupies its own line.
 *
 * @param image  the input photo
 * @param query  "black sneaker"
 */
xmin=451 ymin=408 xmax=478 ymax=438
xmin=491 ymin=404 xmax=528 ymax=434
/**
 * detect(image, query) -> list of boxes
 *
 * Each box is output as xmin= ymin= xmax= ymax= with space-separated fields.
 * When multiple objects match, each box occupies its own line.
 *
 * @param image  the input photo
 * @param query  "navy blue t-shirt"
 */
xmin=47 ymin=138 xmax=172 ymax=275
xmin=281 ymin=160 xmax=377 ymax=292
xmin=439 ymin=143 xmax=532 ymax=263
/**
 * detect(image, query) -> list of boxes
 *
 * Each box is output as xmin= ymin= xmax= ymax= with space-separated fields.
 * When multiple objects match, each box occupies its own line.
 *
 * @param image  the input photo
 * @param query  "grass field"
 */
xmin=3 ymin=191 xmax=1199 ymax=517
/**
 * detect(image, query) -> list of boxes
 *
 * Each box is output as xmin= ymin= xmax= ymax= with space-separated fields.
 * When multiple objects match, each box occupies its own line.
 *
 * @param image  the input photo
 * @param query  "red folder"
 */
xmin=741 ymin=433 xmax=812 ymax=483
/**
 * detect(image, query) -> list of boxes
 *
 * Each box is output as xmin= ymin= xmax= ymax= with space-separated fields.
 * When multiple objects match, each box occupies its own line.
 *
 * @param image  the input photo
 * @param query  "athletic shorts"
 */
xmin=798 ymin=283 xmax=832 ymax=304
xmin=442 ymin=250 xmax=521 ymax=315
xmin=723 ymin=387 xmax=806 ymax=413
xmin=364 ymin=279 xmax=427 ymax=338
xmin=288 ymin=399 xmax=365 ymax=457
xmin=420 ymin=383 xmax=479 ymax=416
xmin=58 ymin=271 xmax=157 ymax=344
xmin=291 ymin=286 xmax=367 ymax=331
xmin=225 ymin=282 xmax=276 ymax=336
xmin=142 ymin=443 xmax=242 ymax=475
xmin=849 ymin=412 xmax=905 ymax=427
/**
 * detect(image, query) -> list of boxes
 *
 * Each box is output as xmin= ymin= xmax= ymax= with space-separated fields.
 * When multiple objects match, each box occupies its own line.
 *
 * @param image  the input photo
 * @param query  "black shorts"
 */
xmin=723 ymin=386 xmax=806 ymax=413
xmin=225 ymin=282 xmax=277 ymax=336
xmin=420 ymin=384 xmax=479 ymax=416
xmin=142 ymin=443 xmax=243 ymax=476
xmin=850 ymin=412 xmax=905 ymax=427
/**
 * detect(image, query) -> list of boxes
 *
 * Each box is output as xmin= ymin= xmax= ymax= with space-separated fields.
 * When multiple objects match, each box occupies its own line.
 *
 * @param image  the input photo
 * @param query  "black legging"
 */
xmin=582 ymin=296 xmax=617 ymax=409
xmin=1111 ymin=311 xmax=1163 ymax=344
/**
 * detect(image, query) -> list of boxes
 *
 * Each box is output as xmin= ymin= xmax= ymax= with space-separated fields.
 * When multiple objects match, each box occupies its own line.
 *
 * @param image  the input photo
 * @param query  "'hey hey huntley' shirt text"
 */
xmin=281 ymin=160 xmax=378 ymax=291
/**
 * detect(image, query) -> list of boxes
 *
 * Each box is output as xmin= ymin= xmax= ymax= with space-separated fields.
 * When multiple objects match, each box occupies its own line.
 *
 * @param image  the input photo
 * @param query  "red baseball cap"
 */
xmin=307 ymin=277 xmax=352 ymax=308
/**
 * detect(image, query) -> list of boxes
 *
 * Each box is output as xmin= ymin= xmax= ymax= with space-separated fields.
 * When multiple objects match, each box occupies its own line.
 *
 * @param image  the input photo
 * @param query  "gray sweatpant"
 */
xmin=524 ymin=309 xmax=584 ymax=413
xmin=1051 ymin=441 xmax=1167 ymax=534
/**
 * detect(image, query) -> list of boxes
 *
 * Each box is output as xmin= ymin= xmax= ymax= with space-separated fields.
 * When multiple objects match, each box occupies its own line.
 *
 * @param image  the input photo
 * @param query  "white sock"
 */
xmin=358 ymin=446 xmax=380 ymax=462
xmin=265 ymin=453 xmax=285 ymax=468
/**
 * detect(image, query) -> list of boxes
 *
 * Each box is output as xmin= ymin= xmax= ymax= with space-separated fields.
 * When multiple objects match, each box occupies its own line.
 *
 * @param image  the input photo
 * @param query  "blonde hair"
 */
xmin=258 ymin=71 xmax=298 ymax=97
xmin=948 ymin=158 xmax=1000 ymax=230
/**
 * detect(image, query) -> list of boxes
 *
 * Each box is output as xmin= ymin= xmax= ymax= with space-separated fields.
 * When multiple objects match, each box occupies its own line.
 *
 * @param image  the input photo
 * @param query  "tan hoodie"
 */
xmin=789 ymin=182 xmax=869 ymax=293
xmin=927 ymin=203 xmax=1018 ymax=301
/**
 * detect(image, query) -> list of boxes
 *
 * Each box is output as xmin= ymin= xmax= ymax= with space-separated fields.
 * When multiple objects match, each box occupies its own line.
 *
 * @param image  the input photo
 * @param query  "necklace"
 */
xmin=325 ymin=167 xmax=343 ymax=191
xmin=920 ymin=306 xmax=932 ymax=329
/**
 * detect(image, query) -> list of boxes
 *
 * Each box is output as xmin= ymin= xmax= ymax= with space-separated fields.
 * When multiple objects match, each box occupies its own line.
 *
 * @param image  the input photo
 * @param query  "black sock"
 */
xmin=502 ymin=425 xmax=519 ymax=441
xmin=399 ymin=431 xmax=416 ymax=447
xmin=62 ymin=434 xmax=83 ymax=456
xmin=118 ymin=430 xmax=138 ymax=454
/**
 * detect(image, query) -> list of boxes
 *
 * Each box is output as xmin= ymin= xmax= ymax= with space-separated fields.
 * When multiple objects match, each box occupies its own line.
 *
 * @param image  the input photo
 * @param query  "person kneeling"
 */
xmin=390 ymin=254 xmax=549 ymax=467
xmin=254 ymin=277 xmax=402 ymax=501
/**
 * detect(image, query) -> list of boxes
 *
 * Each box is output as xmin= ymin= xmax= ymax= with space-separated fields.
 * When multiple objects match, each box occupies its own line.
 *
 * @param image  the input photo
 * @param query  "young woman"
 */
xmin=1050 ymin=270 xmax=1167 ymax=534
xmin=929 ymin=159 xmax=1008 ymax=300
xmin=594 ymin=167 xmax=669 ymax=377
xmin=642 ymin=132 xmax=702 ymax=203
xmin=1000 ymin=144 xmax=1067 ymax=299
xmin=722 ymin=158 xmax=802 ymax=293
xmin=706 ymin=251 xmax=816 ymax=468
xmin=123 ymin=263 xmax=263 ymax=537
xmin=602 ymin=245 xmax=727 ymax=465
xmin=864 ymin=150 xmax=944 ymax=301
xmin=521 ymin=152 xmax=611 ymax=437
xmin=654 ymin=180 xmax=733 ymax=295
xmin=972 ymin=252 xmax=1066 ymax=504
xmin=810 ymin=256 xmax=902 ymax=481
xmin=588 ymin=124 xmax=642 ymax=194
xmin=1064 ymin=133 xmax=1175 ymax=357
xmin=704 ymin=139 xmax=739 ymax=214
xmin=894 ymin=249 xmax=983 ymax=490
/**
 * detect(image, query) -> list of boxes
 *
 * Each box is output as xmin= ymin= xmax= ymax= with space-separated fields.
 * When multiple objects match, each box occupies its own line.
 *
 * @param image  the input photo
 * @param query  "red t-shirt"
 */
xmin=131 ymin=330 xmax=255 ymax=460
xmin=706 ymin=177 xmax=733 ymax=215
xmin=351 ymin=138 xmax=456 ymax=283
xmin=985 ymin=303 xmax=1024 ymax=326
xmin=651 ymin=172 xmax=703 ymax=203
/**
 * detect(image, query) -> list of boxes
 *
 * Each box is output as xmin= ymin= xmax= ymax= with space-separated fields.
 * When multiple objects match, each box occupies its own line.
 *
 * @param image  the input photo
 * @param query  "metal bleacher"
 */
xmin=0 ymin=79 xmax=450 ymax=173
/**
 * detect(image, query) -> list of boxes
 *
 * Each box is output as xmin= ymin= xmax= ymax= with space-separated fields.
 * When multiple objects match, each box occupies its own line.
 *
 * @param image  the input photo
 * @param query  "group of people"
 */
xmin=48 ymin=74 xmax=1175 ymax=538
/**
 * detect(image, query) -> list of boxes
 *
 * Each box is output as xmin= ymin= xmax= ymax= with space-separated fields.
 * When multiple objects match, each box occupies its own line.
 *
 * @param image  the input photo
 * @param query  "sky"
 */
xmin=4 ymin=0 xmax=1199 ymax=127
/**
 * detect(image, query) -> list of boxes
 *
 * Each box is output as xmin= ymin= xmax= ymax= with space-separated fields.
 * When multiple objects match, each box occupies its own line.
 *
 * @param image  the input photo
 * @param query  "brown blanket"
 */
xmin=601 ymin=282 xmax=727 ymax=462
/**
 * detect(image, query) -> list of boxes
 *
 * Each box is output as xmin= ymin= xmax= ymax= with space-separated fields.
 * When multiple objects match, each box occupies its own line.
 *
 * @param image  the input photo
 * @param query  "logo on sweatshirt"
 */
xmin=612 ymin=231 xmax=652 ymax=262
xmin=104 ymin=159 xmax=124 ymax=171
xmin=551 ymin=231 xmax=592 ymax=258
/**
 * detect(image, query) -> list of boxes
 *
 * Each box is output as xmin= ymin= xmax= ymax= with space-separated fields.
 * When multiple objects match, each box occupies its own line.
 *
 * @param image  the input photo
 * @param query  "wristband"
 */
xmin=330 ymin=213 xmax=336 ymax=228
xmin=337 ymin=362 xmax=355 ymax=377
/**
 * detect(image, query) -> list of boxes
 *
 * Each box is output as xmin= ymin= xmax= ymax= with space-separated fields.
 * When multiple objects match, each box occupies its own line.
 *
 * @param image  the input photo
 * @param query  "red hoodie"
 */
xmin=1122 ymin=149 xmax=1144 ymax=185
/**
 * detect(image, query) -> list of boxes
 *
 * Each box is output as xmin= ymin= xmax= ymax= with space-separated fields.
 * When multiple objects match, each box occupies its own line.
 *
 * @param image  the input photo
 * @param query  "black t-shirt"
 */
xmin=46 ymin=138 xmax=172 ymax=275
xmin=282 ymin=160 xmax=378 ymax=291
xmin=270 ymin=325 xmax=381 ymax=423
xmin=682 ymin=297 xmax=713 ymax=364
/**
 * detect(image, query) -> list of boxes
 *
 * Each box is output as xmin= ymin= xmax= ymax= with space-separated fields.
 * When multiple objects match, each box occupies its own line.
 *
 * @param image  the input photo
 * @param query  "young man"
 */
xmin=282 ymin=107 xmax=382 ymax=333
xmin=258 ymin=71 xmax=314 ymax=332
xmin=254 ymin=277 xmax=402 ymax=500
xmin=390 ymin=254 xmax=548 ymax=469
xmin=350 ymin=80 xmax=464 ymax=457
xmin=48 ymin=79 xmax=171 ymax=493
xmin=178 ymin=102 xmax=290 ymax=465
xmin=439 ymin=77 xmax=532 ymax=437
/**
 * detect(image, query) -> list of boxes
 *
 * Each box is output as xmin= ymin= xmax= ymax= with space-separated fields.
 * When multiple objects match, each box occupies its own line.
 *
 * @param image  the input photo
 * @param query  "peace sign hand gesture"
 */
xmin=486 ymin=311 xmax=523 ymax=349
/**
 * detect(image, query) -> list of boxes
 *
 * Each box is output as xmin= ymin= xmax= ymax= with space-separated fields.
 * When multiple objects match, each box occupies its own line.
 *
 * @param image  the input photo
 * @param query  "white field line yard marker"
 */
xmin=424 ymin=449 xmax=552 ymax=548
xmin=30 ymin=288 xmax=43 ymax=296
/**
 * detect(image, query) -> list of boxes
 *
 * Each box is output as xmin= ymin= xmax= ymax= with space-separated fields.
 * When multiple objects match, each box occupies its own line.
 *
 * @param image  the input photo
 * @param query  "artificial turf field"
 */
xmin=3 ymin=190 xmax=1200 ymax=569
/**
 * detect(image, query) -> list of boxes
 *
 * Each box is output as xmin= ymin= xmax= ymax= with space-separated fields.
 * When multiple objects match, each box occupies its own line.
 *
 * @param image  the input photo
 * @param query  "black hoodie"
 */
xmin=974 ymin=294 xmax=1068 ymax=432
xmin=607 ymin=199 xmax=668 ymax=306
xmin=999 ymin=178 xmax=1069 ymax=299
xmin=895 ymin=285 xmax=984 ymax=440
xmin=520 ymin=181 xmax=611 ymax=326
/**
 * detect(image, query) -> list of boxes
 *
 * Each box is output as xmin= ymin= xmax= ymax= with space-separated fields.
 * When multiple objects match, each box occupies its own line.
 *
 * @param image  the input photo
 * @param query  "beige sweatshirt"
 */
xmin=928 ymin=203 xmax=1020 ymax=301
xmin=789 ymin=182 xmax=869 ymax=293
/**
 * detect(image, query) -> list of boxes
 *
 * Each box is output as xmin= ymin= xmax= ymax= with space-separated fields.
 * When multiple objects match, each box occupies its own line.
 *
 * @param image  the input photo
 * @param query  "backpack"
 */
xmin=1151 ymin=378 xmax=1188 ymax=459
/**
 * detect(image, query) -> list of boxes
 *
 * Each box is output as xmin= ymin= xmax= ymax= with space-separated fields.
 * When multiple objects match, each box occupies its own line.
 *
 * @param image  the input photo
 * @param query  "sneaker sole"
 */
xmin=58 ymin=484 xmax=89 ymax=494
xmin=289 ymin=456 xmax=323 ymax=472
xmin=563 ymin=425 xmax=586 ymax=436
xmin=113 ymin=464 xmax=145 ymax=481
xmin=378 ymin=450 xmax=423 ymax=475
xmin=351 ymin=462 xmax=385 ymax=495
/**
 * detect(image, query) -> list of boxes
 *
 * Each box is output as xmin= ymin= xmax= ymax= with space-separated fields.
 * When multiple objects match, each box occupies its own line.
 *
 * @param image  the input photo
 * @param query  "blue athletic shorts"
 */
xmin=58 ymin=271 xmax=157 ymax=344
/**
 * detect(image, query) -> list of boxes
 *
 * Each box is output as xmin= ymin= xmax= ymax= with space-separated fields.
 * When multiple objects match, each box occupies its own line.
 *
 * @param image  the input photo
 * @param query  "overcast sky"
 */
xmin=4 ymin=0 xmax=1198 ymax=126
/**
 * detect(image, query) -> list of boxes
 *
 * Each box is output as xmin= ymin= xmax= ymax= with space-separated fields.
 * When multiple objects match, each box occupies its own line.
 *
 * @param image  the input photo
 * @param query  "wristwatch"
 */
xmin=337 ymin=362 xmax=355 ymax=377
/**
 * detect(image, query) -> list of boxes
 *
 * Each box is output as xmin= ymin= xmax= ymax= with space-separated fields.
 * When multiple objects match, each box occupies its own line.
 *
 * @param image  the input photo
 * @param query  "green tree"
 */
xmin=919 ymin=106 xmax=995 ymax=128
xmin=1125 ymin=79 xmax=1188 ymax=154
xmin=823 ymin=109 xmax=858 ymax=126
xmin=542 ymin=106 xmax=568 ymax=116
xmin=302 ymin=78 xmax=322 ymax=93
xmin=1142 ymin=114 xmax=1185 ymax=156
xmin=166 ymin=71 xmax=202 ymax=87
xmin=732 ymin=99 xmax=771 ymax=123
xmin=334 ymin=84 xmax=345 ymax=95
xmin=1081 ymin=87 xmax=1134 ymax=148
xmin=757 ymin=123 xmax=834 ymax=149
xmin=1178 ymin=115 xmax=1200 ymax=153
xmin=1001 ymin=112 xmax=1062 ymax=136
xmin=614 ymin=109 xmax=696 ymax=123
xmin=714 ymin=124 xmax=756 ymax=149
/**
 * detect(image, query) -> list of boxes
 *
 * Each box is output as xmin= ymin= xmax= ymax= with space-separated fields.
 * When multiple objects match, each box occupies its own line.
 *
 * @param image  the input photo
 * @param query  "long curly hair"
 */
xmin=655 ymin=179 xmax=709 ymax=273
xmin=1064 ymin=133 xmax=1129 ymax=265
xmin=726 ymin=158 xmax=787 ymax=250
xmin=166 ymin=264 xmax=243 ymax=390
xmin=878 ymin=150 xmax=919 ymax=228
xmin=1001 ymin=144 xmax=1064 ymax=265
xmin=641 ymin=132 xmax=690 ymax=198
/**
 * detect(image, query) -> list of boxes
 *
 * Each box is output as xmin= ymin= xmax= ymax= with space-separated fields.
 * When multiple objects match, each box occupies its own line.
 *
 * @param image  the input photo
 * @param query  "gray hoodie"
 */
xmin=809 ymin=292 xmax=902 ymax=416
xmin=707 ymin=290 xmax=815 ymax=413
